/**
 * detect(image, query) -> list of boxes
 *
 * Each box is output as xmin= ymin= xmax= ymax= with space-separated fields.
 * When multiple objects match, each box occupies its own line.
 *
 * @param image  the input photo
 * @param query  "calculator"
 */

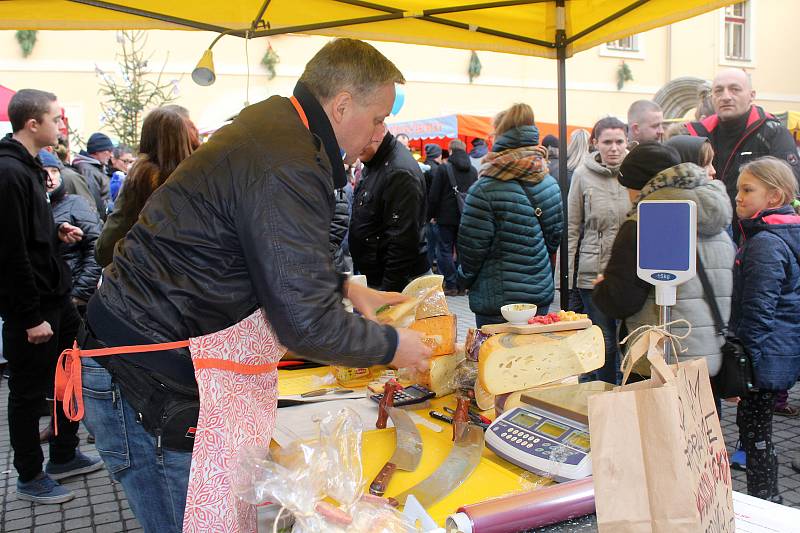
xmin=369 ymin=384 xmax=436 ymax=407
xmin=485 ymin=405 xmax=592 ymax=482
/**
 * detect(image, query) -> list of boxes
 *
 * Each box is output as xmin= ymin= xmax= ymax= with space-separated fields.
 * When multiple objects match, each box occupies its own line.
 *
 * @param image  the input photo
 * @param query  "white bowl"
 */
xmin=500 ymin=303 xmax=538 ymax=325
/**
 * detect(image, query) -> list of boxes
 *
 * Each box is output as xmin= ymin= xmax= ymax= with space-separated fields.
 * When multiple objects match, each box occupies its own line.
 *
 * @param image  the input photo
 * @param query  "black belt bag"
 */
xmin=76 ymin=322 xmax=199 ymax=453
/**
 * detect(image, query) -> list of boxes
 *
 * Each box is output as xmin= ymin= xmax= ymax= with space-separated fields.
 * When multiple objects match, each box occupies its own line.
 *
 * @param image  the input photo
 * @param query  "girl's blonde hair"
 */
xmin=740 ymin=156 xmax=800 ymax=213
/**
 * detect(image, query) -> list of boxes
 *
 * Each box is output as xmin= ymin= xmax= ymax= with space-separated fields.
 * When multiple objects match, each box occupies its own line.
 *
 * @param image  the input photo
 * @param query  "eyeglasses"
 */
xmin=118 ymin=158 xmax=135 ymax=165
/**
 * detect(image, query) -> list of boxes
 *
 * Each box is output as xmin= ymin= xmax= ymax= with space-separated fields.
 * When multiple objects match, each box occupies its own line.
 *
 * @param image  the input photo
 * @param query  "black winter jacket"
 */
xmin=330 ymin=188 xmax=351 ymax=273
xmin=50 ymin=182 xmax=103 ymax=302
xmin=0 ymin=135 xmax=72 ymax=328
xmin=428 ymin=149 xmax=478 ymax=226
xmin=349 ymin=133 xmax=430 ymax=291
xmin=73 ymin=153 xmax=109 ymax=218
xmin=688 ymin=106 xmax=800 ymax=236
xmin=94 ymin=85 xmax=398 ymax=381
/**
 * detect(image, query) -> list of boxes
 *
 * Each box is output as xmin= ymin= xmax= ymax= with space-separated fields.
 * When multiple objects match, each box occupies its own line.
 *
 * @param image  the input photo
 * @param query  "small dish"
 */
xmin=500 ymin=303 xmax=538 ymax=325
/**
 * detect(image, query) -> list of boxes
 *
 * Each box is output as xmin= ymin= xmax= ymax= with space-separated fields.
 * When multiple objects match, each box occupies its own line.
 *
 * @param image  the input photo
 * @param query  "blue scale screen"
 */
xmin=638 ymin=203 xmax=691 ymax=271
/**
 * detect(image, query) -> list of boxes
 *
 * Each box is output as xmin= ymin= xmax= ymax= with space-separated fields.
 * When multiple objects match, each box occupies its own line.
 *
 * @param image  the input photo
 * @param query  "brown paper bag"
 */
xmin=588 ymin=329 xmax=735 ymax=533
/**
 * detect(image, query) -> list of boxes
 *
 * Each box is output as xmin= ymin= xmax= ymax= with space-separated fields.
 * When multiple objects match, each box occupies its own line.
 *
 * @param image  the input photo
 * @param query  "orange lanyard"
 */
xmin=290 ymin=96 xmax=310 ymax=130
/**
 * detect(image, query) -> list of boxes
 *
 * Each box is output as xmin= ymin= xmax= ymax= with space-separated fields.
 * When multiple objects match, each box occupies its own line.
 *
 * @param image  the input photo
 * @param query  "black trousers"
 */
xmin=3 ymin=298 xmax=81 ymax=482
xmin=737 ymin=389 xmax=779 ymax=500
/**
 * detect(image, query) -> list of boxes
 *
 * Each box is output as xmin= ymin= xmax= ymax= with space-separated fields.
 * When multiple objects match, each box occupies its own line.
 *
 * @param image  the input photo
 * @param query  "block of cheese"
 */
xmin=418 ymin=347 xmax=466 ymax=397
xmin=478 ymin=326 xmax=604 ymax=395
xmin=410 ymin=314 xmax=457 ymax=356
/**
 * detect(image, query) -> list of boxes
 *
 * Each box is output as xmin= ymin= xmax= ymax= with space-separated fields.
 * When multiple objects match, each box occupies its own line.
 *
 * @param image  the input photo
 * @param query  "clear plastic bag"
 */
xmin=233 ymin=408 xmax=413 ymax=533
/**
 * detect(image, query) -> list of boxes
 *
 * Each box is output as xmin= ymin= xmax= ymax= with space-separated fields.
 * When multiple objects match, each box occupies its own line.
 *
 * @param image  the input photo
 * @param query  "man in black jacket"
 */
xmin=0 ymin=89 xmax=101 ymax=505
xmin=687 ymin=69 xmax=800 ymax=240
xmin=83 ymin=39 xmax=431 ymax=531
xmin=72 ymin=132 xmax=114 ymax=218
xmin=428 ymin=139 xmax=478 ymax=294
xmin=349 ymin=128 xmax=430 ymax=291
xmin=41 ymin=149 xmax=102 ymax=316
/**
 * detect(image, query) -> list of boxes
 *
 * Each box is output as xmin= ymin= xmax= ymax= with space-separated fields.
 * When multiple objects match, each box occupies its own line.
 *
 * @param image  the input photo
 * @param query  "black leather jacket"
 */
xmin=50 ymin=182 xmax=103 ymax=302
xmin=349 ymin=133 xmax=430 ymax=291
xmin=95 ymin=87 xmax=397 ymax=371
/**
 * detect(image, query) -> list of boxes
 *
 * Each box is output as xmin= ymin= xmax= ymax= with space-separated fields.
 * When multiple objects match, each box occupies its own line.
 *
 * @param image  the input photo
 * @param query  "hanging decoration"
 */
xmin=468 ymin=51 xmax=482 ymax=83
xmin=617 ymin=61 xmax=634 ymax=90
xmin=261 ymin=43 xmax=280 ymax=80
xmin=16 ymin=30 xmax=38 ymax=57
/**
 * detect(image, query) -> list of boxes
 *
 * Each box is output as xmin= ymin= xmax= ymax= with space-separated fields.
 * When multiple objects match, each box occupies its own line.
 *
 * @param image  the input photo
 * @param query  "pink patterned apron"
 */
xmin=182 ymin=308 xmax=286 ymax=532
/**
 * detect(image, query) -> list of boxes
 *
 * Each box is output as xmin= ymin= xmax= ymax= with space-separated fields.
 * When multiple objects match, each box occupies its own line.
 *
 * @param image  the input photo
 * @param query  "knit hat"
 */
xmin=86 ymin=132 xmax=114 ymax=154
xmin=424 ymin=143 xmax=442 ymax=160
xmin=618 ymin=142 xmax=681 ymax=190
xmin=38 ymin=149 xmax=63 ymax=170
xmin=665 ymin=135 xmax=710 ymax=166
xmin=542 ymin=134 xmax=559 ymax=148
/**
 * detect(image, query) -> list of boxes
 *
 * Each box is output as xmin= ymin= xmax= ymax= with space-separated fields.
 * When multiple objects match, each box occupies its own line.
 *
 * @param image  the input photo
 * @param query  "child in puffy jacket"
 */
xmin=730 ymin=156 xmax=800 ymax=503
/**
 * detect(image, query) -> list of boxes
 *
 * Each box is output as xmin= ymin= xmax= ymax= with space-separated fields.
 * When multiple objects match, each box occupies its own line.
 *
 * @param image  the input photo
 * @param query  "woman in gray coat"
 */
xmin=566 ymin=117 xmax=630 ymax=383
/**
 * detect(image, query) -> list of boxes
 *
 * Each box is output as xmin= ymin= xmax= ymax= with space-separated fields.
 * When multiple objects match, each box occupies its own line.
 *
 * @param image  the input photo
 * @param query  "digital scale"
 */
xmin=485 ymin=382 xmax=612 ymax=482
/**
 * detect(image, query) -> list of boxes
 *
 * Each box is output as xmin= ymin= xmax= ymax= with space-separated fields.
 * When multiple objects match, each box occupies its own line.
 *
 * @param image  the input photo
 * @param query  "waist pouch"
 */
xmin=77 ymin=322 xmax=198 ymax=453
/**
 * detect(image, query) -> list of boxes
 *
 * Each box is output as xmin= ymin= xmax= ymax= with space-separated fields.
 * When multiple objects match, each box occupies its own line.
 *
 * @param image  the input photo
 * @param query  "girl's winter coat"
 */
xmin=730 ymin=205 xmax=800 ymax=390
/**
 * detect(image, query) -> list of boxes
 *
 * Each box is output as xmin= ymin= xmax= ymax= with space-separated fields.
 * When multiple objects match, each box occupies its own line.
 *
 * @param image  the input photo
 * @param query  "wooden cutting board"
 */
xmin=480 ymin=318 xmax=593 ymax=335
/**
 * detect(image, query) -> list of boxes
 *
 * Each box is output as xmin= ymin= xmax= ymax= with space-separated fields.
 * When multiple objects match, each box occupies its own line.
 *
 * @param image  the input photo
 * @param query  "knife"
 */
xmin=394 ymin=424 xmax=484 ymax=509
xmin=369 ymin=407 xmax=422 ymax=496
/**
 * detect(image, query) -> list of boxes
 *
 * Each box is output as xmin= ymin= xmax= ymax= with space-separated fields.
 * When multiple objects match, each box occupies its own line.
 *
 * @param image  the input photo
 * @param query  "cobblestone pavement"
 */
xmin=0 ymin=295 xmax=797 ymax=531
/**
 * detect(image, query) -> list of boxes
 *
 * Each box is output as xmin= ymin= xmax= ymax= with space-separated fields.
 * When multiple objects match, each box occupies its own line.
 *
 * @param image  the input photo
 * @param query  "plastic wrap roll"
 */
xmin=446 ymin=478 xmax=594 ymax=533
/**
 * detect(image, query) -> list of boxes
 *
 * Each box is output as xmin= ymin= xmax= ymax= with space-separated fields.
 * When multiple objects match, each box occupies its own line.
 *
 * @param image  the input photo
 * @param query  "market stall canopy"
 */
xmin=389 ymin=114 xmax=491 ymax=140
xmin=0 ymin=84 xmax=16 ymax=122
xmin=0 ymin=0 xmax=738 ymax=59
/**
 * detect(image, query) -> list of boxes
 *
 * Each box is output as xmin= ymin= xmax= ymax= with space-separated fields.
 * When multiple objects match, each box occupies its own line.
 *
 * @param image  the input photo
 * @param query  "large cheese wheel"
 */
xmin=478 ymin=326 xmax=604 ymax=395
xmin=410 ymin=314 xmax=457 ymax=356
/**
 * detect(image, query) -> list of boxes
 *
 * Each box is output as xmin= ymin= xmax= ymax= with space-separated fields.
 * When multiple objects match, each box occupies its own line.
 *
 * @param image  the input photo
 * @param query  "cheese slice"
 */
xmin=403 ymin=275 xmax=449 ymax=319
xmin=478 ymin=326 xmax=604 ymax=395
xmin=418 ymin=348 xmax=466 ymax=397
xmin=410 ymin=314 xmax=457 ymax=356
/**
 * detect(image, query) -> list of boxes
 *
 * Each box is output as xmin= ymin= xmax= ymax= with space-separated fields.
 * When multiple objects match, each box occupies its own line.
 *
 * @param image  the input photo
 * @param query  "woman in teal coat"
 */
xmin=457 ymin=104 xmax=563 ymax=327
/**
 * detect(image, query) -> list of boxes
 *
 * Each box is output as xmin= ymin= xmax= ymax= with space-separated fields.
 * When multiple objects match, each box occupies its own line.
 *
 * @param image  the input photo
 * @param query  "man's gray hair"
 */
xmin=449 ymin=139 xmax=467 ymax=152
xmin=299 ymin=38 xmax=405 ymax=103
xmin=627 ymin=99 xmax=662 ymax=125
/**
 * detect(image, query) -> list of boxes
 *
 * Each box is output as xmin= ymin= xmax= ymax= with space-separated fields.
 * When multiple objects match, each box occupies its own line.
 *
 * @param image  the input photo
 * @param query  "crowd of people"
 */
xmin=1 ymin=36 xmax=800 ymax=531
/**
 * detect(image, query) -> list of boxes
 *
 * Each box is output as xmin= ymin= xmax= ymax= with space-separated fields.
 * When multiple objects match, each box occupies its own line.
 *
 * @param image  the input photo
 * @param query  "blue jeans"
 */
xmin=579 ymin=288 xmax=620 ymax=385
xmin=426 ymin=223 xmax=439 ymax=268
xmin=81 ymin=358 xmax=192 ymax=533
xmin=436 ymin=224 xmax=458 ymax=290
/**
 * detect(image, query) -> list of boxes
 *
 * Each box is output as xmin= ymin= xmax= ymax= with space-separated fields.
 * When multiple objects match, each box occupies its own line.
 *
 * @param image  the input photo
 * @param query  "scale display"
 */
xmin=486 ymin=405 xmax=592 ymax=482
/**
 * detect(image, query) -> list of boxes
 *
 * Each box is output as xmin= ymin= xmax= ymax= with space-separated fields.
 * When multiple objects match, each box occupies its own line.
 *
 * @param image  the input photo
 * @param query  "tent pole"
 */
xmin=556 ymin=3 xmax=569 ymax=310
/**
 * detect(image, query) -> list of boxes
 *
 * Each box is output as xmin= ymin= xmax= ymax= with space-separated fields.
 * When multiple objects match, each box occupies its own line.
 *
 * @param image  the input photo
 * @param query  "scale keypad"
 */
xmin=491 ymin=420 xmax=585 ymax=466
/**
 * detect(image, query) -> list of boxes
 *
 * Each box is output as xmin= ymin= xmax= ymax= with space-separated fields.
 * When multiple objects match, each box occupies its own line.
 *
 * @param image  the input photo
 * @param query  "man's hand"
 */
xmin=27 ymin=321 xmax=53 ymax=344
xmin=592 ymin=274 xmax=605 ymax=286
xmin=345 ymin=281 xmax=409 ymax=322
xmin=391 ymin=328 xmax=432 ymax=373
xmin=58 ymin=223 xmax=84 ymax=244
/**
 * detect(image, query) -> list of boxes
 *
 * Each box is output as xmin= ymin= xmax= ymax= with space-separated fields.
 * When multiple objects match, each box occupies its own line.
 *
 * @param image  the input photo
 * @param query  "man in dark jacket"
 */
xmin=41 ymin=150 xmax=102 ymax=316
xmin=428 ymin=139 xmax=478 ymax=294
xmin=349 ymin=128 xmax=430 ymax=291
xmin=0 ymin=89 xmax=101 ymax=505
xmin=82 ymin=39 xmax=431 ymax=531
xmin=423 ymin=143 xmax=443 ymax=270
xmin=687 ymin=69 xmax=800 ymax=240
xmin=72 ymin=132 xmax=114 ymax=217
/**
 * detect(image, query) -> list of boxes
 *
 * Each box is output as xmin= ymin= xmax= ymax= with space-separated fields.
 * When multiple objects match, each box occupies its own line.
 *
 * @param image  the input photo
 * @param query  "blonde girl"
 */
xmin=730 ymin=156 xmax=800 ymax=502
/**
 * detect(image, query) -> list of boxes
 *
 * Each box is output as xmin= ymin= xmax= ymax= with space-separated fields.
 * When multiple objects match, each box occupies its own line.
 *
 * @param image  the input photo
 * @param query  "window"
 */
xmin=606 ymin=35 xmax=639 ymax=52
xmin=724 ymin=1 xmax=750 ymax=61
